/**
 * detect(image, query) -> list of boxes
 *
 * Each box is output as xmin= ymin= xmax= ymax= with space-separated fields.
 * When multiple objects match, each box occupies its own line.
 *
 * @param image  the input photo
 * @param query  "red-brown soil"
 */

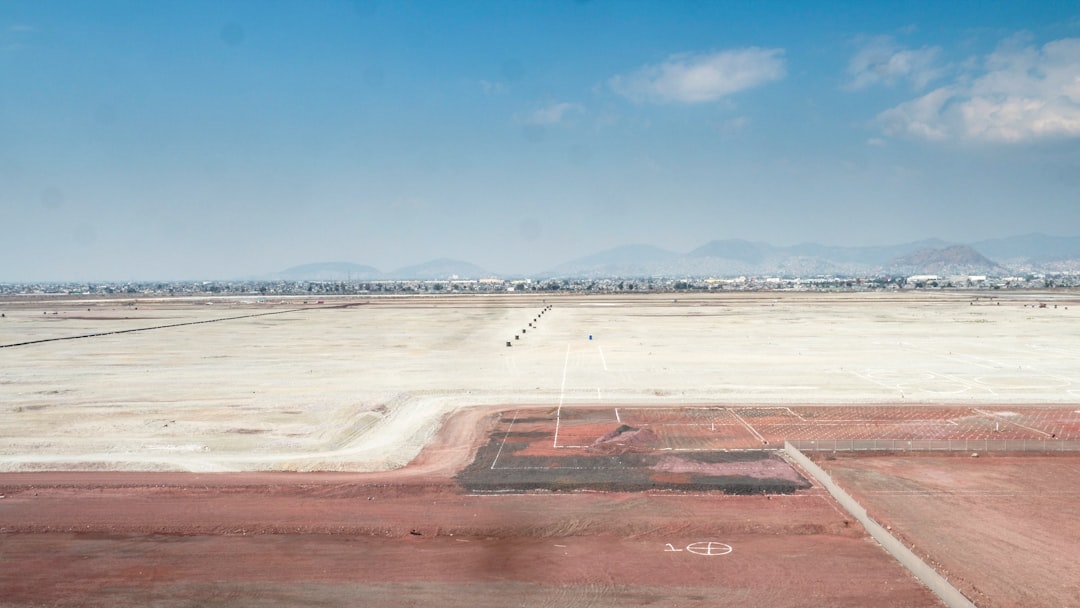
xmin=0 ymin=483 xmax=938 ymax=607
xmin=818 ymin=452 xmax=1080 ymax=608
xmin=457 ymin=409 xmax=812 ymax=494
xmin=0 ymin=407 xmax=946 ymax=607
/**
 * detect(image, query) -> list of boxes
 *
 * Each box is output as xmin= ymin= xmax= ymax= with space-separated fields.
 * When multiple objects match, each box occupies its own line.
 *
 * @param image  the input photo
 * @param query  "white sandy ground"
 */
xmin=1 ymin=292 xmax=1078 ymax=472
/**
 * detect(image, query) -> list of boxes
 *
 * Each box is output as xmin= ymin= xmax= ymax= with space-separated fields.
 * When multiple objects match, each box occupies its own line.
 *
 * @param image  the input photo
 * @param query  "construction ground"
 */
xmin=2 ymin=291 xmax=1079 ymax=606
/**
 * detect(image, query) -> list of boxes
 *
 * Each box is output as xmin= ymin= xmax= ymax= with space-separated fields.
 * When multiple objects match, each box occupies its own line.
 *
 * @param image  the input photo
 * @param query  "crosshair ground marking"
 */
xmin=665 ymin=541 xmax=733 ymax=556
xmin=685 ymin=541 xmax=733 ymax=556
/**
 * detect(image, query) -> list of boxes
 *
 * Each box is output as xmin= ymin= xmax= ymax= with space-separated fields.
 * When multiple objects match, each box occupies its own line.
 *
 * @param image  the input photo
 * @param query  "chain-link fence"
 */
xmin=786 ymin=438 xmax=1080 ymax=452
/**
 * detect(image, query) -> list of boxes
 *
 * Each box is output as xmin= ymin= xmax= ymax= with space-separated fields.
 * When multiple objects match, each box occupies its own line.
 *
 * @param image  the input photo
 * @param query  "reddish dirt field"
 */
xmin=459 ymin=409 xmax=812 ymax=494
xmin=0 ymin=407 xmax=948 ymax=607
xmin=818 ymin=452 xmax=1080 ymax=608
xmin=0 ymin=486 xmax=940 ymax=607
xmin=588 ymin=405 xmax=1080 ymax=446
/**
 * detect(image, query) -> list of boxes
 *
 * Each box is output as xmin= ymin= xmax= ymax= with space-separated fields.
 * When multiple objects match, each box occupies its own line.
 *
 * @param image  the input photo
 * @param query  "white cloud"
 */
xmin=725 ymin=116 xmax=749 ymax=130
xmin=2 ymin=23 xmax=37 ymax=52
xmin=716 ymin=115 xmax=750 ymax=135
xmin=878 ymin=86 xmax=957 ymax=140
xmin=846 ymin=36 xmax=943 ymax=90
xmin=609 ymin=47 xmax=786 ymax=104
xmin=877 ymin=37 xmax=1080 ymax=143
xmin=479 ymin=80 xmax=506 ymax=95
xmin=525 ymin=102 xmax=584 ymax=126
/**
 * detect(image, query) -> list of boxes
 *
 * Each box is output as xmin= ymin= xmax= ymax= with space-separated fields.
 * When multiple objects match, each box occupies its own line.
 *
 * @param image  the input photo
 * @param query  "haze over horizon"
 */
xmin=3 ymin=1 xmax=1080 ymax=281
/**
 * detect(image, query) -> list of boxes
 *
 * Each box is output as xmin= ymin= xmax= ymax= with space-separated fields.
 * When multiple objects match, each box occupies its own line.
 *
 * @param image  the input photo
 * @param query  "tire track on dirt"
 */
xmin=1 ymin=310 xmax=301 ymax=349
xmin=0 ymin=303 xmax=366 ymax=349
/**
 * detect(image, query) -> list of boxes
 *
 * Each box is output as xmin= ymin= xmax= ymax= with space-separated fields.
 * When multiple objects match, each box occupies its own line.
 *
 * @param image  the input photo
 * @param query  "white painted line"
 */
xmin=848 ymin=369 xmax=899 ymax=390
xmin=931 ymin=370 xmax=996 ymax=395
xmin=783 ymin=406 xmax=807 ymax=421
xmin=553 ymin=343 xmax=571 ymax=448
xmin=729 ymin=408 xmax=767 ymax=444
xmin=615 ymin=408 xmax=621 ymax=423
xmin=861 ymin=491 xmax=1080 ymax=497
xmin=649 ymin=493 xmax=822 ymax=499
xmin=816 ymin=493 xmax=851 ymax=519
xmin=597 ymin=387 xmax=603 ymax=402
xmin=974 ymin=408 xmax=1052 ymax=437
xmin=685 ymin=541 xmax=733 ymax=556
xmin=490 ymin=411 xmax=519 ymax=470
xmin=597 ymin=346 xmax=608 ymax=371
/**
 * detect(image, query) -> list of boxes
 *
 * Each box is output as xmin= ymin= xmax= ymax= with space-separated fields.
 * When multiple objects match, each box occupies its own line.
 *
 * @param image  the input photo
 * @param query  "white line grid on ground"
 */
xmin=520 ymin=404 xmax=1080 ymax=467
xmin=568 ymin=406 xmax=990 ymax=437
xmin=545 ymin=326 xmax=1080 ymax=450
xmin=788 ymin=438 xmax=1080 ymax=452
xmin=482 ymin=406 xmax=1080 ymax=476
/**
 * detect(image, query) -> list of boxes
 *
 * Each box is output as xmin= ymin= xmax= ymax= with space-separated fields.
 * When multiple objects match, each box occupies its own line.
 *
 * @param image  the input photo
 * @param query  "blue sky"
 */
xmin=2 ymin=0 xmax=1079 ymax=280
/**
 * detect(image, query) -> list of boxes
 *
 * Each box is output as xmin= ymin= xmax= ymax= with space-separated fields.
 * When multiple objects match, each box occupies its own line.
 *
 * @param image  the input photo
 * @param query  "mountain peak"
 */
xmin=276 ymin=262 xmax=382 ymax=281
xmin=887 ymin=245 xmax=1002 ymax=275
xmin=389 ymin=259 xmax=493 ymax=280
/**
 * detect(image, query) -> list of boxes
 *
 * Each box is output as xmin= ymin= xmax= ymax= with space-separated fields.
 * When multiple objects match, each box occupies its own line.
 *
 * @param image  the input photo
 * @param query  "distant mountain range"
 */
xmin=275 ymin=258 xmax=490 ymax=281
xmin=273 ymin=234 xmax=1080 ymax=280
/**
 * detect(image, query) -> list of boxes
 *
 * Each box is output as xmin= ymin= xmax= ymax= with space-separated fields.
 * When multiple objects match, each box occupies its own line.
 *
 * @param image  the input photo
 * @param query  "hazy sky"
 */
xmin=3 ymin=1 xmax=1080 ymax=280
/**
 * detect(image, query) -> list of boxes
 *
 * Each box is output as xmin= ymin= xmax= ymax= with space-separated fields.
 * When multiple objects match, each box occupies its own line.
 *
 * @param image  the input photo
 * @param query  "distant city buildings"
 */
xmin=1 ymin=272 xmax=1077 ymax=298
